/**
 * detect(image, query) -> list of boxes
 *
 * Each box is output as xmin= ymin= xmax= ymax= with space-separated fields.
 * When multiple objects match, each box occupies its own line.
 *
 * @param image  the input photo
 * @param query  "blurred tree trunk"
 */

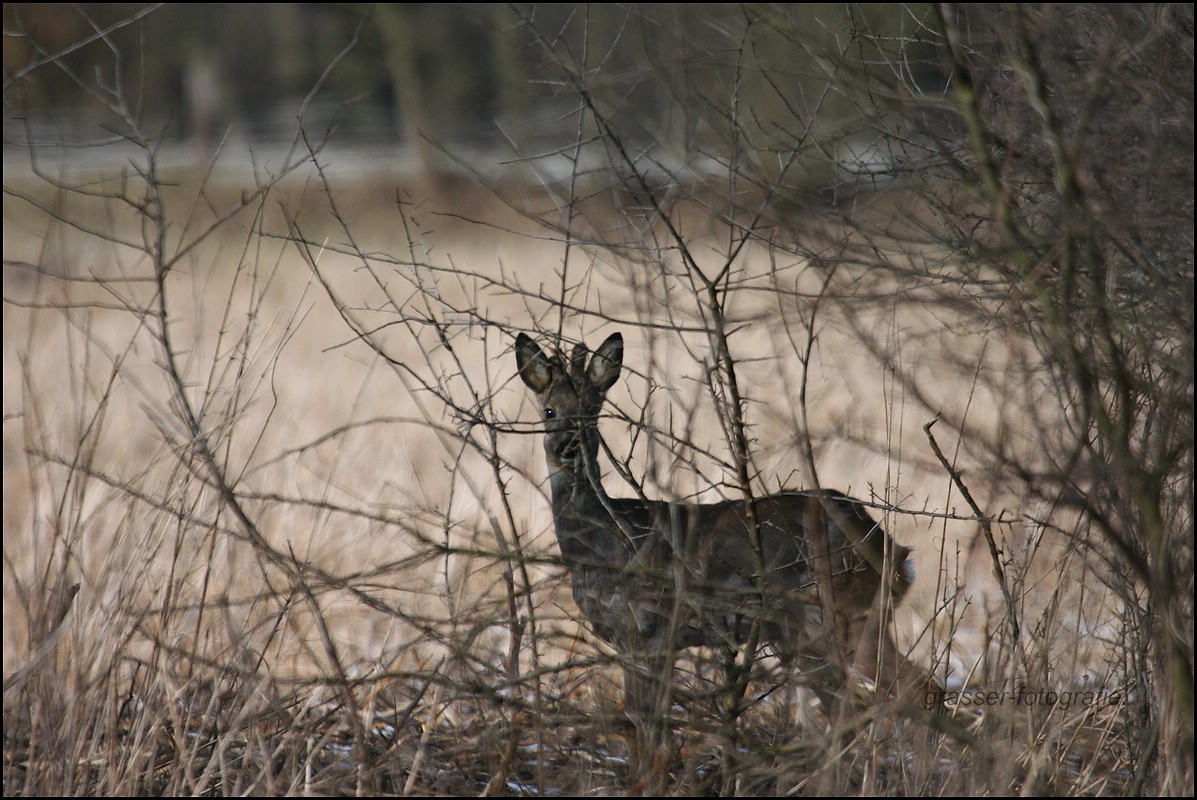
xmin=375 ymin=4 xmax=522 ymax=196
xmin=375 ymin=4 xmax=447 ymax=189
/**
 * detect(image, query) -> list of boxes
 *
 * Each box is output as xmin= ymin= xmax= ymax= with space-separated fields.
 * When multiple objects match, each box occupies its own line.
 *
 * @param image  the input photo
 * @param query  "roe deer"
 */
xmin=515 ymin=331 xmax=913 ymax=766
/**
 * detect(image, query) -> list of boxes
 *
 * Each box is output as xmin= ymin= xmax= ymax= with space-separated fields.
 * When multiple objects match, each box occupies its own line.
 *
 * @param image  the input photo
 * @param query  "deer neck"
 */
xmin=547 ymin=426 xmax=634 ymax=563
xmin=548 ymin=426 xmax=608 ymax=509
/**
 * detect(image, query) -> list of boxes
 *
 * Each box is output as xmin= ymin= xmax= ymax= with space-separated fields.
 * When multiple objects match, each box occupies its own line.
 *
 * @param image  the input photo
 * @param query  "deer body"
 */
xmin=516 ymin=331 xmax=912 ymax=761
xmin=550 ymin=479 xmax=891 ymax=653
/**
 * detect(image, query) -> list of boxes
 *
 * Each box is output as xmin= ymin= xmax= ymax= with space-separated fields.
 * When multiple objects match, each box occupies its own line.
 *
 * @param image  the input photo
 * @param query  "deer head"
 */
xmin=515 ymin=332 xmax=623 ymax=482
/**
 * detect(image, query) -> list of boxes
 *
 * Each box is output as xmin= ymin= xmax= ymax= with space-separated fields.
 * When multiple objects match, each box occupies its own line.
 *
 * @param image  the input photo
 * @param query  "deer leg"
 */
xmin=850 ymin=603 xmax=892 ymax=691
xmin=849 ymin=588 xmax=935 ymax=705
xmin=719 ymin=643 xmax=743 ymax=715
xmin=620 ymin=647 xmax=673 ymax=783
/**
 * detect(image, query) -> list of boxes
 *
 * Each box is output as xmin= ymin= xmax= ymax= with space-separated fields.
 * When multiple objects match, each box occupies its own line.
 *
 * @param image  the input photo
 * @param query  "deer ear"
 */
xmin=588 ymin=332 xmax=623 ymax=392
xmin=516 ymin=333 xmax=554 ymax=393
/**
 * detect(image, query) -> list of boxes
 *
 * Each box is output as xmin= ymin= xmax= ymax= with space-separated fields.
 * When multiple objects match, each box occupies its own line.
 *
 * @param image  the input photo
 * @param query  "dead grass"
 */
xmin=3 ymin=158 xmax=1146 ymax=795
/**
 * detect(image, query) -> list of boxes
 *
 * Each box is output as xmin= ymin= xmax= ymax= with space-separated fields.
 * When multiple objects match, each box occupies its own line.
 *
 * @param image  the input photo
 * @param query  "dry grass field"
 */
xmin=0 ymin=145 xmax=1156 ymax=795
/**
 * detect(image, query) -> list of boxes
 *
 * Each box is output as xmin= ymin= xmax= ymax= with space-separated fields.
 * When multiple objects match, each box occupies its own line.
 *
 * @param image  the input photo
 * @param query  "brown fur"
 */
xmin=516 ymin=331 xmax=915 ymax=771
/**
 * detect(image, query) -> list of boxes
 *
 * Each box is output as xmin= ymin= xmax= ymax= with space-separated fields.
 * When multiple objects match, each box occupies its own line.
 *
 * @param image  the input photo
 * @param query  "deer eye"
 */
xmin=543 ymin=407 xmax=556 ymax=419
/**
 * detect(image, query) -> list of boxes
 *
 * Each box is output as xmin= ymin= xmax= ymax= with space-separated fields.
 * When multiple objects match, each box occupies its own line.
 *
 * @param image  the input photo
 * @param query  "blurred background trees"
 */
xmin=3 ymin=4 xmax=937 ymax=180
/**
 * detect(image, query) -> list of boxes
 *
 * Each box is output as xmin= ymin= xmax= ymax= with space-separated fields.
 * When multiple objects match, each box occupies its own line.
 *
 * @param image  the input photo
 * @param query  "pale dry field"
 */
xmin=3 ymin=155 xmax=1129 ymax=794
